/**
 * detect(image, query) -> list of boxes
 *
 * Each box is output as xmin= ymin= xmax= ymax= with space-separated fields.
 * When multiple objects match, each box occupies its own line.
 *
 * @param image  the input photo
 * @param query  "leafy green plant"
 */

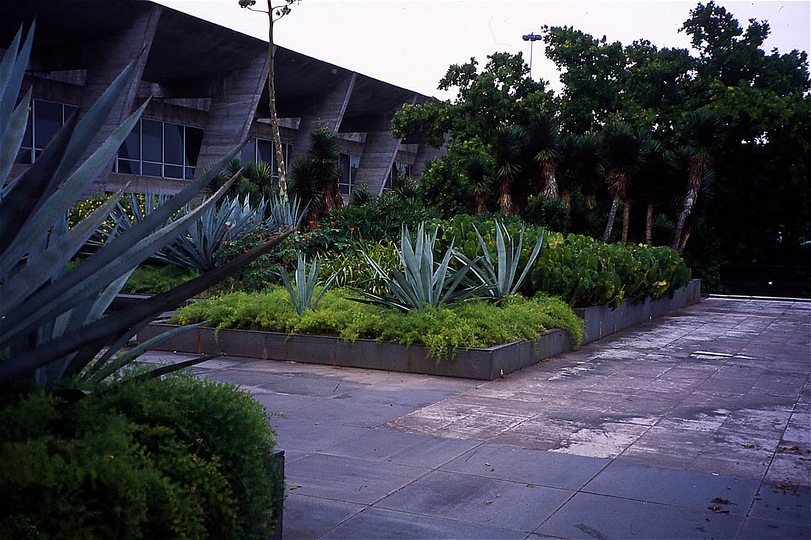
xmin=279 ymin=253 xmax=337 ymax=314
xmin=172 ymin=287 xmax=583 ymax=360
xmin=460 ymin=221 xmax=545 ymax=301
xmin=357 ymin=223 xmax=478 ymax=312
xmin=0 ymin=371 xmax=282 ymax=538
xmin=0 ymin=25 xmax=290 ymax=387
xmin=121 ymin=264 xmax=200 ymax=295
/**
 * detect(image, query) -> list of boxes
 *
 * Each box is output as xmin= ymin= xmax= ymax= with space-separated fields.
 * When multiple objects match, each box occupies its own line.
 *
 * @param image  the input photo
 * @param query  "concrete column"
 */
xmin=195 ymin=50 xmax=269 ymax=172
xmin=411 ymin=141 xmax=446 ymax=182
xmin=290 ymin=73 xmax=356 ymax=159
xmin=353 ymin=130 xmax=401 ymax=196
xmin=79 ymin=5 xmax=161 ymax=145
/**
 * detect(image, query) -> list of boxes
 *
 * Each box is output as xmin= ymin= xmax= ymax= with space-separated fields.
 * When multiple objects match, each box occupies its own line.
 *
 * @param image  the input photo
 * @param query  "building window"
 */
xmin=116 ymin=119 xmax=203 ymax=180
xmin=240 ymin=138 xmax=292 ymax=183
xmin=384 ymin=161 xmax=411 ymax=191
xmin=339 ymin=153 xmax=360 ymax=195
xmin=16 ymin=99 xmax=78 ymax=165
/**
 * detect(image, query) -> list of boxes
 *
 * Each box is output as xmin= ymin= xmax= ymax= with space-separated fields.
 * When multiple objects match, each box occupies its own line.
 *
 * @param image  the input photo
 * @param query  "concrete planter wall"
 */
xmin=137 ymin=279 xmax=700 ymax=381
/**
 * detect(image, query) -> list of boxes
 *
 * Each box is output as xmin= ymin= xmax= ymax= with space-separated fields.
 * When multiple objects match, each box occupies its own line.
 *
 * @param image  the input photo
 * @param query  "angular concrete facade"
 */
xmin=1 ymin=0 xmax=442 ymax=197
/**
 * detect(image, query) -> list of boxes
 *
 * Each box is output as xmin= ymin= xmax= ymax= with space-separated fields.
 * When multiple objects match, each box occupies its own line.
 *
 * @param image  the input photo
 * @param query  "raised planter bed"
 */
xmin=137 ymin=279 xmax=700 ymax=381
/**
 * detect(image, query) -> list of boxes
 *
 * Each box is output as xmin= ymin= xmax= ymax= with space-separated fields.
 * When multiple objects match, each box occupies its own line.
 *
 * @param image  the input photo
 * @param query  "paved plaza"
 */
xmin=153 ymin=296 xmax=809 ymax=538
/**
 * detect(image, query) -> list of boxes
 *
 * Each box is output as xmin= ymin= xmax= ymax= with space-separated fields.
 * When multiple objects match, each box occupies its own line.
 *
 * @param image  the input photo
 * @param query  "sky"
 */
xmin=156 ymin=0 xmax=811 ymax=100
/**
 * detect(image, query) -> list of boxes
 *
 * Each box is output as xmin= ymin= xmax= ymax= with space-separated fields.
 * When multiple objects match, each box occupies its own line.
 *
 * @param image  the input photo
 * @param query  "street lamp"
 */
xmin=522 ymin=32 xmax=542 ymax=78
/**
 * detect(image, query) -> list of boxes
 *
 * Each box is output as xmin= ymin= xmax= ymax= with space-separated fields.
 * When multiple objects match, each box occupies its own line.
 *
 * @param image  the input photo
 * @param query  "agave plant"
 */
xmin=459 ymin=221 xmax=546 ymax=301
xmin=0 ymin=25 xmax=291 ymax=388
xmin=279 ymin=253 xmax=337 ymax=315
xmin=357 ymin=223 xmax=479 ymax=312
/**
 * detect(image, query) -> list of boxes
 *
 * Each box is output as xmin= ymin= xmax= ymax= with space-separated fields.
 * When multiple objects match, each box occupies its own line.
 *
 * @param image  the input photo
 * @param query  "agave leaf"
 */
xmin=0 ymin=90 xmax=30 ymax=182
xmin=0 ymin=230 xmax=292 ymax=383
xmin=87 ymin=321 xmax=211 ymax=383
xmin=0 ymin=177 xmax=236 ymax=347
xmin=0 ymin=191 xmax=124 ymax=308
xmin=0 ymin=23 xmax=33 ymax=132
xmin=0 ymin=113 xmax=77 ymax=254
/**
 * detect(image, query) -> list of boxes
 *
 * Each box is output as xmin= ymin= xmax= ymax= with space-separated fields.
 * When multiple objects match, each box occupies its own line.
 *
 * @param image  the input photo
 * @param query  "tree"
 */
xmin=288 ymin=127 xmax=341 ymax=224
xmin=525 ymin=111 xmax=561 ymax=199
xmin=672 ymin=109 xmax=719 ymax=251
xmin=493 ymin=125 xmax=526 ymax=215
xmin=238 ymin=0 xmax=297 ymax=195
xmin=600 ymin=122 xmax=649 ymax=243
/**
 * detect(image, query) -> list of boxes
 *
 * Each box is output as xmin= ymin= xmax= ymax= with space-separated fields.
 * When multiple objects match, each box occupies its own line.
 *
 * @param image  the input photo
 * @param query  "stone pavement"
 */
xmin=161 ymin=296 xmax=809 ymax=539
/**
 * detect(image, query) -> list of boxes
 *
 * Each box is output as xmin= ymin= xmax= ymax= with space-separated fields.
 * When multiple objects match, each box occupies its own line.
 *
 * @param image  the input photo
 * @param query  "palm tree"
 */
xmin=288 ymin=127 xmax=341 ymax=225
xmin=493 ymin=124 xmax=526 ymax=215
xmin=672 ymin=109 xmax=720 ymax=252
xmin=525 ymin=111 xmax=561 ymax=199
xmin=600 ymin=122 xmax=649 ymax=243
xmin=630 ymin=139 xmax=678 ymax=245
xmin=464 ymin=152 xmax=490 ymax=214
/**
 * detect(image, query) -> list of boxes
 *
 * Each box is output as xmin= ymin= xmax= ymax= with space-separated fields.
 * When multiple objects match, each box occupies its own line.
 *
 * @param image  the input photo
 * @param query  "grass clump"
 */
xmin=173 ymin=287 xmax=583 ymax=360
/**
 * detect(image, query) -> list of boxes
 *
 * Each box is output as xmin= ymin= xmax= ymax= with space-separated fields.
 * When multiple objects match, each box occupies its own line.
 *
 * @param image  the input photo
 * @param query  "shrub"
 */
xmin=172 ymin=287 xmax=582 ymax=360
xmin=0 ymin=372 xmax=282 ymax=539
xmin=121 ymin=264 xmax=200 ymax=295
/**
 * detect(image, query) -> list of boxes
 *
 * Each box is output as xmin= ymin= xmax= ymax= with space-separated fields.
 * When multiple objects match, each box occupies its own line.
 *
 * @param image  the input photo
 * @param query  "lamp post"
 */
xmin=522 ymin=32 xmax=542 ymax=78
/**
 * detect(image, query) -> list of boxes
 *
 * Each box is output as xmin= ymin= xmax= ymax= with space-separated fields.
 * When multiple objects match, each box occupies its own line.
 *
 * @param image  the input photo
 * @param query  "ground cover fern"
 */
xmin=172 ymin=287 xmax=582 ymax=360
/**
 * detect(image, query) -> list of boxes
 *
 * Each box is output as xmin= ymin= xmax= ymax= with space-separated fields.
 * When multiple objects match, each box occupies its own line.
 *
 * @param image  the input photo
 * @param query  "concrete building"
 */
xmin=1 ymin=0 xmax=443 ymax=199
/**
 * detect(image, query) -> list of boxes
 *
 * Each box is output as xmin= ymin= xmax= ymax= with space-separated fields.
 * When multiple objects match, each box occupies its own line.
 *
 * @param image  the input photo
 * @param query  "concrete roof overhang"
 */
xmin=1 ymin=0 xmax=430 ymax=129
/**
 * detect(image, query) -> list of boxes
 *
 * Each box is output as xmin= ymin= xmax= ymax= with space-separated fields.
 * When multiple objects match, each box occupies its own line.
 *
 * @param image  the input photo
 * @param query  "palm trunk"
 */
xmin=621 ymin=200 xmax=631 ymax=245
xmin=602 ymin=196 xmax=620 ymax=243
xmin=645 ymin=202 xmax=654 ymax=246
xmin=499 ymin=179 xmax=515 ymax=215
xmin=678 ymin=225 xmax=692 ymax=253
xmin=266 ymin=3 xmax=287 ymax=195
xmin=672 ymin=161 xmax=704 ymax=251
xmin=541 ymin=161 xmax=558 ymax=199
xmin=476 ymin=196 xmax=487 ymax=214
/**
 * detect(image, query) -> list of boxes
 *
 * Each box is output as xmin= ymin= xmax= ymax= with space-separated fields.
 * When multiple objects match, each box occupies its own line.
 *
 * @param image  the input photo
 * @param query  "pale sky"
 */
xmin=156 ymin=0 xmax=811 ymax=99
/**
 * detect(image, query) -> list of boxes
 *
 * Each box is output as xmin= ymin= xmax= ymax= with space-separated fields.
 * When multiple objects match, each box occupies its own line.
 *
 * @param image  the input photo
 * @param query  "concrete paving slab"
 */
xmin=285 ymin=453 xmax=429 ymax=505
xmin=320 ymin=507 xmax=526 ymax=539
xmin=320 ymin=429 xmax=479 ymax=468
xmin=535 ymin=492 xmax=745 ymax=539
xmin=583 ymin=461 xmax=760 ymax=512
xmin=440 ymin=443 xmax=609 ymax=490
xmin=140 ymin=296 xmax=810 ymax=538
xmin=376 ymin=470 xmax=573 ymax=532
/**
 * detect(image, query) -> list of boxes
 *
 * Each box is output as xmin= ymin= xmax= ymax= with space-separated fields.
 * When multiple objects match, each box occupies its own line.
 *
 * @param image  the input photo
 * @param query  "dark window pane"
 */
xmin=185 ymin=166 xmax=196 ymax=179
xmin=185 ymin=127 xmax=203 ymax=166
xmin=257 ymin=139 xmax=272 ymax=164
xmin=118 ymin=125 xmax=140 ymax=160
xmin=164 ymin=123 xmax=183 ymax=165
xmin=117 ymin=159 xmax=140 ymax=175
xmin=16 ymin=148 xmax=32 ymax=165
xmin=142 ymin=162 xmax=162 ymax=177
xmin=240 ymin=143 xmax=255 ymax=163
xmin=164 ymin=164 xmax=183 ymax=179
xmin=63 ymin=104 xmax=78 ymax=122
xmin=34 ymin=100 xmax=62 ymax=149
xmin=142 ymin=119 xmax=162 ymax=162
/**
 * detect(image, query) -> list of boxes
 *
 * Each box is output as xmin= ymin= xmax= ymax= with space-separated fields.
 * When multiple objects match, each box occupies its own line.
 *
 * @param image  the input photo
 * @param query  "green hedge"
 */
xmin=0 ymin=373 xmax=282 ymax=539
xmin=172 ymin=287 xmax=583 ymax=359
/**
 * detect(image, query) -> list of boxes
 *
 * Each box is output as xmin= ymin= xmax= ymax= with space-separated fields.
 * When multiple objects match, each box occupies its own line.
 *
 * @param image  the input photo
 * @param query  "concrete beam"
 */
xmin=79 ymin=5 xmax=161 ymax=191
xmin=291 ymin=73 xmax=356 ymax=160
xmin=352 ymin=130 xmax=401 ymax=196
xmin=195 ymin=50 xmax=268 ymax=173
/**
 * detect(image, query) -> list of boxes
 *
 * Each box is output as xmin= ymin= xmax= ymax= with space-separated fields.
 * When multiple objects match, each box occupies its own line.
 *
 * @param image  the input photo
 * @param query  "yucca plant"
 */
xmin=460 ymin=221 xmax=546 ymax=301
xmin=357 ymin=223 xmax=479 ymax=312
xmin=0 ymin=25 xmax=291 ymax=388
xmin=279 ymin=253 xmax=337 ymax=315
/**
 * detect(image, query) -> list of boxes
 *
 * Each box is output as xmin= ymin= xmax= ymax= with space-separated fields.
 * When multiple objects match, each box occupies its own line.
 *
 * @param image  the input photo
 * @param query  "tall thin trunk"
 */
xmin=267 ymin=2 xmax=287 ymax=195
xmin=541 ymin=160 xmax=558 ymax=199
xmin=645 ymin=202 xmax=654 ymax=246
xmin=679 ymin=225 xmax=692 ymax=253
xmin=475 ymin=195 xmax=487 ymax=214
xmin=621 ymin=200 xmax=631 ymax=245
xmin=602 ymin=196 xmax=620 ymax=243
xmin=672 ymin=160 xmax=705 ymax=251
xmin=499 ymin=179 xmax=515 ymax=215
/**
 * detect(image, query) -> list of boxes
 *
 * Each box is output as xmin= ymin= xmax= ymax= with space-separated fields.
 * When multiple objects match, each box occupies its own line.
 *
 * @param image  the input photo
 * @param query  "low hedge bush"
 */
xmin=172 ymin=287 xmax=583 ymax=359
xmin=0 ymin=373 xmax=282 ymax=539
